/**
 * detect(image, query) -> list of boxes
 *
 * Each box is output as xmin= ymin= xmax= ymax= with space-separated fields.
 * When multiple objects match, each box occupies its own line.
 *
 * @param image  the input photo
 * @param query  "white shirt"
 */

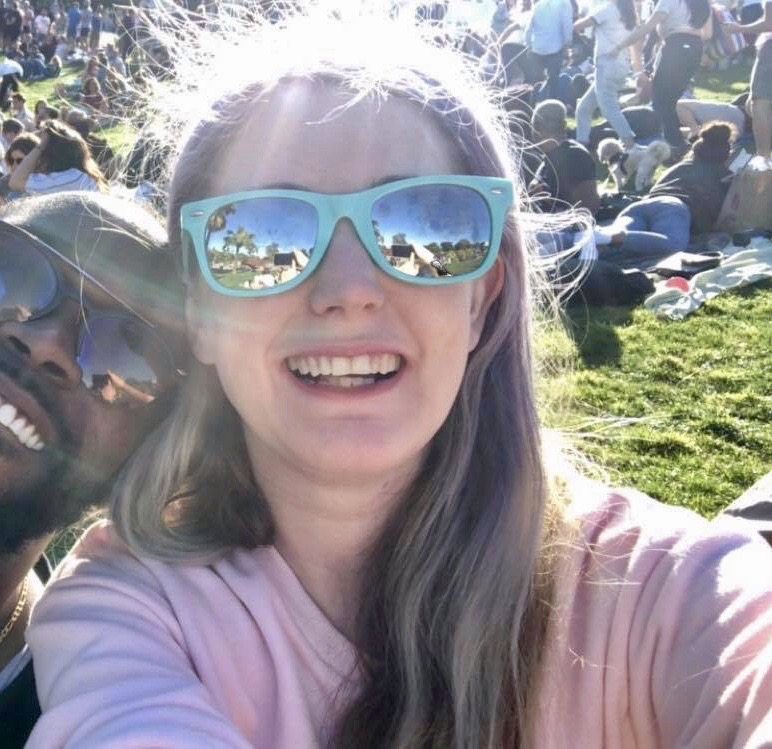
xmin=653 ymin=0 xmax=700 ymax=36
xmin=592 ymin=0 xmax=631 ymax=61
xmin=25 ymin=169 xmax=99 ymax=194
xmin=33 ymin=14 xmax=50 ymax=35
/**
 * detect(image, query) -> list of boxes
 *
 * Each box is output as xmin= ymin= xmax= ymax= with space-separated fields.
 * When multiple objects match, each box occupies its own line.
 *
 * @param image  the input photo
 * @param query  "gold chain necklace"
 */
xmin=0 ymin=578 xmax=29 ymax=645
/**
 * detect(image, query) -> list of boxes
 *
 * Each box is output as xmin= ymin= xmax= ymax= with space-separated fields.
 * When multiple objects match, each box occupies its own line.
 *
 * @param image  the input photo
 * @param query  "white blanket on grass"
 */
xmin=644 ymin=239 xmax=772 ymax=320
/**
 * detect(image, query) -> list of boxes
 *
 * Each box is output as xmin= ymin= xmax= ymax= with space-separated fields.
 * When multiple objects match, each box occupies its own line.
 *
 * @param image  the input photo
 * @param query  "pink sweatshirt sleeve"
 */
xmin=533 ymin=488 xmax=772 ymax=748
xmin=25 ymin=524 xmax=254 ymax=749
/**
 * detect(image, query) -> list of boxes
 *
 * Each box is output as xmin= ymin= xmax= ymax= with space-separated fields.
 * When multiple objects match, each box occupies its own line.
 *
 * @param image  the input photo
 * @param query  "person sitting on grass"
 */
xmin=0 ymin=118 xmax=23 ymax=156
xmin=8 ymin=119 xmax=105 ymax=195
xmin=601 ymin=122 xmax=736 ymax=270
xmin=9 ymin=93 xmax=33 ymax=131
xmin=528 ymin=98 xmax=600 ymax=218
xmin=79 ymin=75 xmax=107 ymax=114
xmin=0 ymin=132 xmax=39 ymax=200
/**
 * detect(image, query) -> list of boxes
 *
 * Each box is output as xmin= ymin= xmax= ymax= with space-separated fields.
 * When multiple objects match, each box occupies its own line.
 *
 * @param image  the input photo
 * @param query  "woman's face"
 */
xmin=187 ymin=80 xmax=501 ymax=491
xmin=7 ymin=149 xmax=26 ymax=174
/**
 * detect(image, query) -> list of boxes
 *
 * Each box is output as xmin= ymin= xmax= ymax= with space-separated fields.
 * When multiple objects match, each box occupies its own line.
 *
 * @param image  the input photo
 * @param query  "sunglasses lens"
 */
xmin=204 ymin=198 xmax=318 ymax=291
xmin=371 ymin=185 xmax=492 ymax=279
xmin=0 ymin=237 xmax=58 ymax=322
xmin=78 ymin=317 xmax=174 ymax=406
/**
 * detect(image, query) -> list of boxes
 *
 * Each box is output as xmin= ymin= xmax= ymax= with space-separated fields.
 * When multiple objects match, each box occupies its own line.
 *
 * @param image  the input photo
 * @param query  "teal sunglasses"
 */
xmin=180 ymin=175 xmax=514 ymax=298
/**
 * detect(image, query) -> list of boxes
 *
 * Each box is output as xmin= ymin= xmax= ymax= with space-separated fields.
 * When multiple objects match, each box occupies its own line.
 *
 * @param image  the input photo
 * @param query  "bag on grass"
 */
xmin=716 ymin=165 xmax=772 ymax=232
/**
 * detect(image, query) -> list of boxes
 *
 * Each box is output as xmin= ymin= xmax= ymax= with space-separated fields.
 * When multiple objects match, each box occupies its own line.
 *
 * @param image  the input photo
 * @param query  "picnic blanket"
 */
xmin=644 ymin=238 xmax=772 ymax=320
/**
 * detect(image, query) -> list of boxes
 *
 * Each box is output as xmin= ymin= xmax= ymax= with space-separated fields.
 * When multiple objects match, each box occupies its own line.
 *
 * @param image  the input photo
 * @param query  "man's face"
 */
xmin=0 ymin=221 xmax=184 ymax=552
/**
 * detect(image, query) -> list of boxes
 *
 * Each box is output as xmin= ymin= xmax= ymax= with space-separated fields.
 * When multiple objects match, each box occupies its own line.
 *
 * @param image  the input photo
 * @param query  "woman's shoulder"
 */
xmin=567 ymin=483 xmax=767 ymax=559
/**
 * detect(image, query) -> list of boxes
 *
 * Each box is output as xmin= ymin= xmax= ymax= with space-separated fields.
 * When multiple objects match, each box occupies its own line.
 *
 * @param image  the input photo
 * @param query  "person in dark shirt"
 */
xmin=0 ymin=192 xmax=187 ymax=746
xmin=601 ymin=122 xmax=735 ymax=269
xmin=3 ymin=2 xmax=22 ymax=52
xmin=528 ymin=98 xmax=600 ymax=216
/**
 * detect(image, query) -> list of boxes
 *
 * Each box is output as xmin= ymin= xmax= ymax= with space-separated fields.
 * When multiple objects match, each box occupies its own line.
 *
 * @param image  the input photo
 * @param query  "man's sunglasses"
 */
xmin=0 ymin=222 xmax=180 ymax=407
xmin=180 ymin=175 xmax=513 ymax=297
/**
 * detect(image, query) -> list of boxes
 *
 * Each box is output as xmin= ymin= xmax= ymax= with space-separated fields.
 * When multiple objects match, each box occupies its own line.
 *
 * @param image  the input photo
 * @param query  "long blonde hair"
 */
xmin=111 ymin=6 xmax=568 ymax=746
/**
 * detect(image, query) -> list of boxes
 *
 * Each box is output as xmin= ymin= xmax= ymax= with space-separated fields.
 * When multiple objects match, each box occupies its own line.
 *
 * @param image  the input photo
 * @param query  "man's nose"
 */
xmin=307 ymin=219 xmax=386 ymax=316
xmin=0 ymin=299 xmax=83 ymax=388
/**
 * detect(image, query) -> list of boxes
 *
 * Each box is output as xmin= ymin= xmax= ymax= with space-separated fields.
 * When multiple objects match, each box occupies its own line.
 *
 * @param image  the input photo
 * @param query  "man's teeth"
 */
xmin=0 ymin=399 xmax=45 ymax=451
xmin=286 ymin=353 xmax=401 ymax=386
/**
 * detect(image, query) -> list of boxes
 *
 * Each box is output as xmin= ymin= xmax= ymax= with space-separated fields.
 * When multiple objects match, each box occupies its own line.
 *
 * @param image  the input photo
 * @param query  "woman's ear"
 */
xmin=185 ymin=293 xmax=217 ymax=365
xmin=468 ymin=257 xmax=504 ymax=352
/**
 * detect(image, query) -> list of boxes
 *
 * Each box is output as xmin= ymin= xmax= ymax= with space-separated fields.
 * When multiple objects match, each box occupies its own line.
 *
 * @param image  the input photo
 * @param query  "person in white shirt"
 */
xmin=611 ymin=0 xmax=712 ymax=158
xmin=574 ymin=0 xmax=642 ymax=148
xmin=8 ymin=119 xmax=105 ymax=194
xmin=524 ymin=0 xmax=573 ymax=100
xmin=32 ymin=10 xmax=49 ymax=39
xmin=9 ymin=93 xmax=34 ymax=131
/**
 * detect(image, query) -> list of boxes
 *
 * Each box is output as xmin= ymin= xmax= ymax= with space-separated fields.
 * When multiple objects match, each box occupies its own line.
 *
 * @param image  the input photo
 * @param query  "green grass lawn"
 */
xmin=17 ymin=63 xmax=134 ymax=154
xmin=540 ymin=278 xmax=772 ymax=518
xmin=546 ymin=62 xmax=770 ymax=519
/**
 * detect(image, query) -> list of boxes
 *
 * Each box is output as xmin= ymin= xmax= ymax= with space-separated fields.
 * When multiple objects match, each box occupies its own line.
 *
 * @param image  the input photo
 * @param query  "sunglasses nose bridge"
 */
xmin=321 ymin=193 xmax=376 ymax=263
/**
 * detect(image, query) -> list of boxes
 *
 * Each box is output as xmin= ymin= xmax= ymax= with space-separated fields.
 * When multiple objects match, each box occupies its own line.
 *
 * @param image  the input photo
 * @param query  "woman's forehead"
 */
xmin=211 ymin=80 xmax=468 ymax=195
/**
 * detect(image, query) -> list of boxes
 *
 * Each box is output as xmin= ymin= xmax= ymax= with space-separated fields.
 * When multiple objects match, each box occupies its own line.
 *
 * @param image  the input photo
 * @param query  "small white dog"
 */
xmin=597 ymin=138 xmax=672 ymax=193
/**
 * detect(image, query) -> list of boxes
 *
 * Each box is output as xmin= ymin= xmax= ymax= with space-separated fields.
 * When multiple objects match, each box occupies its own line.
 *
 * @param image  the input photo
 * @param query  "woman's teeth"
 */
xmin=286 ymin=353 xmax=401 ymax=387
xmin=0 ymin=399 xmax=45 ymax=451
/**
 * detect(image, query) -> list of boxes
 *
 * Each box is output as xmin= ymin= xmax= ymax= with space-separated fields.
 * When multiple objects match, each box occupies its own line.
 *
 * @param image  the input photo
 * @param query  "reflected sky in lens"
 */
xmin=206 ymin=198 xmax=317 ymax=258
xmin=0 ymin=242 xmax=58 ymax=322
xmin=372 ymin=185 xmax=489 ymax=249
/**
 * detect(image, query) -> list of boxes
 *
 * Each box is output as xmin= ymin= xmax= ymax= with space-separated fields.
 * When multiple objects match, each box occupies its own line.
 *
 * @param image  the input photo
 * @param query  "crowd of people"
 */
xmin=0 ymin=2 xmax=769 ymax=747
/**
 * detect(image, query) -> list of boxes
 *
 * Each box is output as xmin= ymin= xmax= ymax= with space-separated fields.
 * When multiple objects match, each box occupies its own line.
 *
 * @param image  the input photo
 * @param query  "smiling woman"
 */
xmin=24 ymin=5 xmax=772 ymax=749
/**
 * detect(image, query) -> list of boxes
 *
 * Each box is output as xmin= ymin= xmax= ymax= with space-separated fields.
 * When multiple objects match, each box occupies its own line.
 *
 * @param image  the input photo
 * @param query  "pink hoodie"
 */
xmin=26 ymin=489 xmax=772 ymax=748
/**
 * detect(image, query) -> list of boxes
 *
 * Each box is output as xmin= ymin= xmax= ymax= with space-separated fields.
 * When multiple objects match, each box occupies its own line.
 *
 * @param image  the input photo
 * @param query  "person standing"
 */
xmin=611 ymin=0 xmax=711 ymax=159
xmin=2 ymin=1 xmax=22 ymax=53
xmin=722 ymin=3 xmax=772 ymax=160
xmin=65 ymin=0 xmax=79 ymax=44
xmin=88 ymin=1 xmax=101 ymax=51
xmin=574 ymin=0 xmax=642 ymax=148
xmin=78 ymin=0 xmax=91 ymax=50
xmin=524 ymin=0 xmax=573 ymax=100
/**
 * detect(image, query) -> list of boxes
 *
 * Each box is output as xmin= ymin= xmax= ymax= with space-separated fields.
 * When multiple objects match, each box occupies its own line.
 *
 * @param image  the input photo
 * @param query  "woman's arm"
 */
xmin=7 ymin=143 xmax=43 ymax=192
xmin=573 ymin=15 xmax=595 ymax=33
xmin=721 ymin=2 xmax=772 ymax=34
xmin=25 ymin=524 xmax=254 ymax=748
xmin=612 ymin=10 xmax=667 ymax=53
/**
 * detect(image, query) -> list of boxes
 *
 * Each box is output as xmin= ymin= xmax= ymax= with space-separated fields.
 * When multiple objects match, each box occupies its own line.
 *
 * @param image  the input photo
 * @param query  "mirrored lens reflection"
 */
xmin=78 ymin=317 xmax=171 ymax=406
xmin=204 ymin=198 xmax=317 ymax=290
xmin=371 ymin=185 xmax=492 ymax=279
xmin=0 ymin=241 xmax=58 ymax=323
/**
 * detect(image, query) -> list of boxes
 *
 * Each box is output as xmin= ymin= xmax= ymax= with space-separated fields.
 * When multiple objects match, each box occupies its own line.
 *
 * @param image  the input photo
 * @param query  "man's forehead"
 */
xmin=0 ymin=200 xmax=184 ymax=331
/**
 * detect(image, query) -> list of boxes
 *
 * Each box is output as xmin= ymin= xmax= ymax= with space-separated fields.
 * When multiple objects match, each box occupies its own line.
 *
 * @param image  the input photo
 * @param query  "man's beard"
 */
xmin=0 ymin=444 xmax=111 ymax=554
xmin=0 ymin=353 xmax=110 ymax=554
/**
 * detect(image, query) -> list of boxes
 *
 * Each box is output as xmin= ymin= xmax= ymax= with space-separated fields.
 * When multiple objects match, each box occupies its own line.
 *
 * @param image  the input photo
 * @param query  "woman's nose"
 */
xmin=0 ymin=300 xmax=83 ymax=388
xmin=307 ymin=219 xmax=386 ymax=317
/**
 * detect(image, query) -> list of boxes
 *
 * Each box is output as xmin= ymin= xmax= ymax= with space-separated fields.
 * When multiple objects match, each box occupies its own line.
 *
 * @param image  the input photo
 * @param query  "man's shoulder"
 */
xmin=0 ymin=659 xmax=41 ymax=748
xmin=556 ymin=139 xmax=596 ymax=173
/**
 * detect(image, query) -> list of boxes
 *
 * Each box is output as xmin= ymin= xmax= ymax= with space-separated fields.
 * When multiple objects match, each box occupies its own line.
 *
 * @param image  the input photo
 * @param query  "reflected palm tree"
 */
xmin=205 ymin=203 xmax=237 ymax=248
xmin=222 ymin=226 xmax=258 ymax=259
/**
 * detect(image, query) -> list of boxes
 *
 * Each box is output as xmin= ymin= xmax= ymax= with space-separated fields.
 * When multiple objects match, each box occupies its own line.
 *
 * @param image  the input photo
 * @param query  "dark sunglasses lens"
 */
xmin=0 ymin=238 xmax=58 ymax=322
xmin=371 ymin=185 xmax=492 ymax=279
xmin=78 ymin=317 xmax=174 ymax=406
xmin=203 ymin=198 xmax=318 ymax=291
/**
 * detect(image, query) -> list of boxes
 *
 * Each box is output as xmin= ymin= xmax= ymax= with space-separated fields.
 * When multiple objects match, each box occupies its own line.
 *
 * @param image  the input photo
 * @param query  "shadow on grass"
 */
xmin=563 ymin=303 xmax=636 ymax=368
